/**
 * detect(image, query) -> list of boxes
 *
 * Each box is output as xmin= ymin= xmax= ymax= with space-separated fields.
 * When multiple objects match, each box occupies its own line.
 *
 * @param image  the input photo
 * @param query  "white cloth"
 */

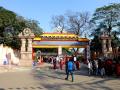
xmin=74 ymin=57 xmax=77 ymax=61
xmin=56 ymin=56 xmax=60 ymax=62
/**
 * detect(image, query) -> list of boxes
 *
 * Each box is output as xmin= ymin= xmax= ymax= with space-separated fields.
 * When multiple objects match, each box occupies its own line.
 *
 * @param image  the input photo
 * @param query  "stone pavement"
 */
xmin=0 ymin=63 xmax=120 ymax=90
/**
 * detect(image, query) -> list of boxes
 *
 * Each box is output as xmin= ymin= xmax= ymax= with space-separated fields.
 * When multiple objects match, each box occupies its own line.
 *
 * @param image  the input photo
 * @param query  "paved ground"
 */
xmin=0 ymin=63 xmax=120 ymax=90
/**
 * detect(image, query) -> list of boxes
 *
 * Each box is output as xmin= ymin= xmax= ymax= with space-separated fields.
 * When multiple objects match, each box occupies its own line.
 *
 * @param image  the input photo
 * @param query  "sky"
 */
xmin=0 ymin=0 xmax=120 ymax=32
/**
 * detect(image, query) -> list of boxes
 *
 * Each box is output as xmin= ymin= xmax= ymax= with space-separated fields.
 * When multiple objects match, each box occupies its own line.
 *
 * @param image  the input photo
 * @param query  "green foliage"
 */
xmin=16 ymin=16 xmax=43 ymax=36
xmin=111 ymin=31 xmax=120 ymax=48
xmin=90 ymin=35 xmax=102 ymax=52
xmin=0 ymin=7 xmax=43 ymax=49
xmin=0 ymin=7 xmax=16 ymax=36
xmin=25 ymin=19 xmax=43 ymax=36
xmin=62 ymin=48 xmax=73 ymax=55
xmin=91 ymin=3 xmax=120 ymax=35
xmin=90 ymin=3 xmax=120 ymax=52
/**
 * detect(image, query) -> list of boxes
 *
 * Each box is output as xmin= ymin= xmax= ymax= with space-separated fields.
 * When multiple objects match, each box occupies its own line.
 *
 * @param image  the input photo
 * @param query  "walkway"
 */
xmin=0 ymin=63 xmax=120 ymax=90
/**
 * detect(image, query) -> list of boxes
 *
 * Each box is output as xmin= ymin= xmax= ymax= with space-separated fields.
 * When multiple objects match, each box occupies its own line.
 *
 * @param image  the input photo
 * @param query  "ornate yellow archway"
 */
xmin=32 ymin=32 xmax=90 ymax=59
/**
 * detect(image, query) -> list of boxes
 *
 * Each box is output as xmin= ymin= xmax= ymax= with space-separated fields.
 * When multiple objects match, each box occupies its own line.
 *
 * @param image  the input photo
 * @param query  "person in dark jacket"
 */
xmin=65 ymin=58 xmax=69 ymax=75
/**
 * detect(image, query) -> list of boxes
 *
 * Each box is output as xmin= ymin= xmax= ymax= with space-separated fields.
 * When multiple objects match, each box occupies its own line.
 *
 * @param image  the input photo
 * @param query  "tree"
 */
xmin=91 ymin=3 xmax=120 ymax=36
xmin=0 ymin=7 xmax=16 ymax=37
xmin=26 ymin=19 xmax=43 ymax=36
xmin=90 ymin=3 xmax=120 ymax=59
xmin=51 ymin=11 xmax=90 ymax=36
xmin=51 ymin=15 xmax=65 ymax=32
xmin=66 ymin=12 xmax=90 ymax=36
xmin=90 ymin=35 xmax=102 ymax=58
xmin=0 ymin=7 xmax=43 ymax=49
xmin=111 ymin=31 xmax=120 ymax=58
xmin=16 ymin=16 xmax=43 ymax=36
xmin=51 ymin=11 xmax=90 ymax=55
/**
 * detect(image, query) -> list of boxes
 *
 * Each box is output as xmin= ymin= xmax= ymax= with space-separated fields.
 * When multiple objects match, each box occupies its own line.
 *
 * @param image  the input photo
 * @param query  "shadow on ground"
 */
xmin=0 ymin=88 xmax=5 ymax=90
xmin=31 ymin=64 xmax=120 ymax=90
xmin=40 ymin=81 xmax=113 ymax=90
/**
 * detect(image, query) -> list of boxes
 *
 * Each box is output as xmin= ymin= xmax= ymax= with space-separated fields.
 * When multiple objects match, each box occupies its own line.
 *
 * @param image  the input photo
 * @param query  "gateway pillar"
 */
xmin=18 ymin=28 xmax=35 ymax=66
xmin=58 ymin=46 xmax=62 ymax=56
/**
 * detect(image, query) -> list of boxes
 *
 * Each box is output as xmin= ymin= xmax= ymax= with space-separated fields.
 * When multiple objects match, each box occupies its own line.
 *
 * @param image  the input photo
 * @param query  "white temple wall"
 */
xmin=0 ymin=44 xmax=20 ymax=65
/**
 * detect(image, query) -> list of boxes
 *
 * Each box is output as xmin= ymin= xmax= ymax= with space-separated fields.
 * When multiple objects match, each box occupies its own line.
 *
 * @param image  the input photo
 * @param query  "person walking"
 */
xmin=65 ymin=57 xmax=69 ymax=75
xmin=100 ymin=61 xmax=105 ymax=78
xmin=60 ymin=59 xmax=64 ymax=70
xmin=76 ymin=60 xmax=80 ymax=70
xmin=88 ymin=60 xmax=92 ymax=76
xmin=53 ymin=58 xmax=57 ymax=69
xmin=65 ymin=57 xmax=75 ymax=82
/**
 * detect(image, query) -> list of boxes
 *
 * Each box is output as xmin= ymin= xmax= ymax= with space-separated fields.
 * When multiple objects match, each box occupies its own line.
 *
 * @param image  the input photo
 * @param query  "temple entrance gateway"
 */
xmin=32 ymin=33 xmax=90 ymax=63
xmin=19 ymin=28 xmax=90 ymax=66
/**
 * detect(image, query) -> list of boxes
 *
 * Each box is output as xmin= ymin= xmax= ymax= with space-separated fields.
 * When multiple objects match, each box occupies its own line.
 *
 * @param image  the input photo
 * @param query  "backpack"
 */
xmin=68 ymin=61 xmax=74 ymax=70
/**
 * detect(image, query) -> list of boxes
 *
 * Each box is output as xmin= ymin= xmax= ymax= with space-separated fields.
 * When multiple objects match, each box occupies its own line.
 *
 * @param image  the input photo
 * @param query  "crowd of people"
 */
xmin=33 ymin=55 xmax=80 ymax=82
xmin=39 ymin=55 xmax=80 ymax=71
xmin=33 ymin=55 xmax=120 ymax=82
xmin=87 ymin=58 xmax=120 ymax=77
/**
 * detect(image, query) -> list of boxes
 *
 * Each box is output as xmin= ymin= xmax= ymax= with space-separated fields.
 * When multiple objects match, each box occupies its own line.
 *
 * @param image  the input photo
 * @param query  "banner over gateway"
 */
xmin=33 ymin=33 xmax=89 ymax=48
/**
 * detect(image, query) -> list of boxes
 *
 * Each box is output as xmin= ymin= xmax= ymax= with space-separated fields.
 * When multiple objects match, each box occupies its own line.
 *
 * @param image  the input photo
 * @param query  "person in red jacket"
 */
xmin=60 ymin=58 xmax=64 ymax=70
xmin=76 ymin=60 xmax=80 ymax=70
